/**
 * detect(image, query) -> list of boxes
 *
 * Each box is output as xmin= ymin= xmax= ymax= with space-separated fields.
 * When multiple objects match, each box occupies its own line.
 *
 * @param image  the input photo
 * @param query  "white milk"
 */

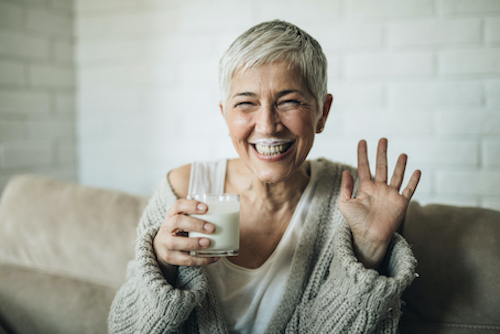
xmin=190 ymin=199 xmax=240 ymax=256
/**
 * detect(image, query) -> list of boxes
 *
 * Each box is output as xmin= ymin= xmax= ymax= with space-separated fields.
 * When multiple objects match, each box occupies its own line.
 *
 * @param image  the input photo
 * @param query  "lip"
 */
xmin=251 ymin=141 xmax=295 ymax=162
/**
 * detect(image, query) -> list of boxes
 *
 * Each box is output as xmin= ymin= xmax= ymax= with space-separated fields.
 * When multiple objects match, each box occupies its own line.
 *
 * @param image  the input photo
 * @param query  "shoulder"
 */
xmin=167 ymin=163 xmax=191 ymax=199
xmin=309 ymin=158 xmax=359 ymax=203
xmin=313 ymin=158 xmax=357 ymax=179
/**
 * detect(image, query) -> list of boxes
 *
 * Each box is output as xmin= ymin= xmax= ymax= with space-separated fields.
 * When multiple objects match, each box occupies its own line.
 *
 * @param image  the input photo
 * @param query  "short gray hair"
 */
xmin=218 ymin=20 xmax=328 ymax=110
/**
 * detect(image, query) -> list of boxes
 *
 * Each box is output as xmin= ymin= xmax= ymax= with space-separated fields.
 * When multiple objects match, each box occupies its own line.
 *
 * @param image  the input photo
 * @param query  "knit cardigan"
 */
xmin=108 ymin=159 xmax=417 ymax=334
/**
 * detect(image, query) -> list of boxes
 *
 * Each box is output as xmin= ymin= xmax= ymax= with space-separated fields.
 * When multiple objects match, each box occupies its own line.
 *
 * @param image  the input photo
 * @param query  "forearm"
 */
xmin=153 ymin=232 xmax=179 ymax=285
xmin=351 ymin=232 xmax=391 ymax=270
xmin=109 ymin=226 xmax=206 ymax=334
xmin=158 ymin=261 xmax=179 ymax=286
xmin=290 ymin=222 xmax=417 ymax=333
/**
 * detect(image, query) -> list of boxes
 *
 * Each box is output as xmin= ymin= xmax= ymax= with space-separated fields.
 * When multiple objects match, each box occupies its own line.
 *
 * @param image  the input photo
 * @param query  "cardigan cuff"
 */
xmin=134 ymin=226 xmax=208 ymax=324
xmin=329 ymin=221 xmax=417 ymax=313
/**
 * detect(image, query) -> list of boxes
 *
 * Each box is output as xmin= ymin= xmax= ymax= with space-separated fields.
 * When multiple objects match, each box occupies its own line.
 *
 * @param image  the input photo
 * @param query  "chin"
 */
xmin=251 ymin=163 xmax=297 ymax=184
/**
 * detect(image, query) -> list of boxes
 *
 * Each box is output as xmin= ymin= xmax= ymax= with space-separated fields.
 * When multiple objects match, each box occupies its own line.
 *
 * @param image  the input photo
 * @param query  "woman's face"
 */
xmin=220 ymin=61 xmax=332 ymax=184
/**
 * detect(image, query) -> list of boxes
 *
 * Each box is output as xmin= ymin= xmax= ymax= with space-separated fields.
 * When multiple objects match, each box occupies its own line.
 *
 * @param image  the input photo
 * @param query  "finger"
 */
xmin=167 ymin=198 xmax=208 ymax=217
xmin=166 ymin=250 xmax=220 ymax=267
xmin=340 ymin=170 xmax=354 ymax=202
xmin=169 ymin=214 xmax=215 ymax=235
xmin=374 ymin=138 xmax=388 ymax=183
xmin=164 ymin=232 xmax=211 ymax=252
xmin=155 ymin=225 xmax=218 ymax=267
xmin=357 ymin=140 xmax=372 ymax=182
xmin=402 ymin=170 xmax=422 ymax=200
xmin=390 ymin=154 xmax=407 ymax=191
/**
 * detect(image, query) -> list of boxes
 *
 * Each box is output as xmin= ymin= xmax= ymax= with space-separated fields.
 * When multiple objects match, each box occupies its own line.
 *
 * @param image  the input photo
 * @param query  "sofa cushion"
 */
xmin=400 ymin=202 xmax=500 ymax=333
xmin=0 ymin=174 xmax=149 ymax=288
xmin=0 ymin=262 xmax=116 ymax=334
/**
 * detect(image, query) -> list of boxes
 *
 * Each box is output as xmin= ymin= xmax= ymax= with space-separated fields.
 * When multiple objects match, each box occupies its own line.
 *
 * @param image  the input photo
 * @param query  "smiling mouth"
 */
xmin=254 ymin=142 xmax=293 ymax=155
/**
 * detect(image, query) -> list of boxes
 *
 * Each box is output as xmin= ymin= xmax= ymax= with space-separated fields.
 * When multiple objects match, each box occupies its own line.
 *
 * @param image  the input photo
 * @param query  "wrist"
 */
xmin=351 ymin=233 xmax=391 ymax=270
xmin=159 ymin=262 xmax=178 ymax=285
xmin=153 ymin=234 xmax=178 ymax=284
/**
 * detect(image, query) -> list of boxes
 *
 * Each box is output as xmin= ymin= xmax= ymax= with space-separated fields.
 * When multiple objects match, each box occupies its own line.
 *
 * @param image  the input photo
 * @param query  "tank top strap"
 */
xmin=188 ymin=159 xmax=228 ymax=195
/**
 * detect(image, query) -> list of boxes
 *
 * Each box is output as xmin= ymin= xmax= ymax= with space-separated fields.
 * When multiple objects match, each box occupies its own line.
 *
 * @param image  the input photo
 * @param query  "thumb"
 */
xmin=340 ymin=170 xmax=354 ymax=203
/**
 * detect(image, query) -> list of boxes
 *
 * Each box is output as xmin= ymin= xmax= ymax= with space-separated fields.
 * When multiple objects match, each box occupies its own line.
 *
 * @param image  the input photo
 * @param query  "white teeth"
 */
xmin=252 ymin=138 xmax=292 ymax=146
xmin=255 ymin=143 xmax=291 ymax=155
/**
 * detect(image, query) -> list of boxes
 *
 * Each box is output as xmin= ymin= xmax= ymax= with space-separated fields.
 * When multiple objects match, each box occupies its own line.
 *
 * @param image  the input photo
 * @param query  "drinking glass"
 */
xmin=188 ymin=193 xmax=240 ymax=257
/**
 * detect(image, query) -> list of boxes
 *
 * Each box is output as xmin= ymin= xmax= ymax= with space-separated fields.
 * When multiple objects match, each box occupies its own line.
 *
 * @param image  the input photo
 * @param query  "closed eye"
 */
xmin=235 ymin=101 xmax=254 ymax=107
xmin=277 ymin=100 xmax=301 ymax=110
xmin=234 ymin=101 xmax=258 ymax=111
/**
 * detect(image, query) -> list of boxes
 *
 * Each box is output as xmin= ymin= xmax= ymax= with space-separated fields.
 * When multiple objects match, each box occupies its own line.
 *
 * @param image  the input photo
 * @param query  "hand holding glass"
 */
xmin=188 ymin=194 xmax=240 ymax=257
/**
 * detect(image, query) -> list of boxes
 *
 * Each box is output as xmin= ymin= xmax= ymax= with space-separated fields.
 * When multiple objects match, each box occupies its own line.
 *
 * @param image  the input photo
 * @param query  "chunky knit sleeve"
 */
xmin=108 ymin=176 xmax=209 ymax=334
xmin=288 ymin=221 xmax=417 ymax=334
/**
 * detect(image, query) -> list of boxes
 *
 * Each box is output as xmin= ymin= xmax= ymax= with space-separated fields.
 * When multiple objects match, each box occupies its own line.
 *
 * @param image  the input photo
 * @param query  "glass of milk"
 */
xmin=187 ymin=193 xmax=240 ymax=257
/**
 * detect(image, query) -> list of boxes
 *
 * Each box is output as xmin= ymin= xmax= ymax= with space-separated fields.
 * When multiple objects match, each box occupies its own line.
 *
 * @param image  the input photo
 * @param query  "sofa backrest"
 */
xmin=0 ymin=174 xmax=149 ymax=289
xmin=400 ymin=201 xmax=500 ymax=334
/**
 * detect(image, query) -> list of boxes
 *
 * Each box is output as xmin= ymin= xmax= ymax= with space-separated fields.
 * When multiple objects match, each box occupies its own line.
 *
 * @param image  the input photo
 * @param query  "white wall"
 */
xmin=0 ymin=0 xmax=77 ymax=191
xmin=76 ymin=0 xmax=500 ymax=210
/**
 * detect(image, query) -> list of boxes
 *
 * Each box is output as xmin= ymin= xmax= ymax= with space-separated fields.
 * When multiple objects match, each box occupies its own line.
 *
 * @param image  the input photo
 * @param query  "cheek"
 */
xmin=227 ymin=113 xmax=253 ymax=138
xmin=282 ymin=113 xmax=317 ymax=136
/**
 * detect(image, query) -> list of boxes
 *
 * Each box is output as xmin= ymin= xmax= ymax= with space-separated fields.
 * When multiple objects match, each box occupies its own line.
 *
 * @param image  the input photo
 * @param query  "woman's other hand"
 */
xmin=153 ymin=199 xmax=220 ymax=284
xmin=339 ymin=138 xmax=421 ymax=270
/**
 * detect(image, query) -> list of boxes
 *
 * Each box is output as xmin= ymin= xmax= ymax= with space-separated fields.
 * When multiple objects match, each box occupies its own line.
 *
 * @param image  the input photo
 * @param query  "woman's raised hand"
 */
xmin=153 ymin=199 xmax=219 ymax=283
xmin=339 ymin=138 xmax=421 ymax=270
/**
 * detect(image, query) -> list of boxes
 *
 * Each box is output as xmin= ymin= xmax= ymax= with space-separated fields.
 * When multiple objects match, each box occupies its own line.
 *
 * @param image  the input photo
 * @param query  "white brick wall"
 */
xmin=483 ymin=141 xmax=500 ymax=167
xmin=74 ymin=0 xmax=500 ymax=211
xmin=438 ymin=0 xmax=500 ymax=14
xmin=436 ymin=110 xmax=500 ymax=135
xmin=0 ymin=2 xmax=23 ymax=30
xmin=26 ymin=8 xmax=73 ymax=37
xmin=389 ymin=81 xmax=483 ymax=106
xmin=388 ymin=19 xmax=482 ymax=46
xmin=0 ymin=91 xmax=51 ymax=113
xmin=486 ymin=80 xmax=500 ymax=108
xmin=314 ymin=22 xmax=384 ymax=50
xmin=0 ymin=60 xmax=24 ymax=86
xmin=345 ymin=52 xmax=434 ymax=77
xmin=0 ymin=0 xmax=77 ymax=191
xmin=30 ymin=64 xmax=75 ymax=87
xmin=486 ymin=18 xmax=500 ymax=43
xmin=346 ymin=0 xmax=434 ymax=18
xmin=440 ymin=49 xmax=500 ymax=75
xmin=0 ymin=31 xmax=50 ymax=59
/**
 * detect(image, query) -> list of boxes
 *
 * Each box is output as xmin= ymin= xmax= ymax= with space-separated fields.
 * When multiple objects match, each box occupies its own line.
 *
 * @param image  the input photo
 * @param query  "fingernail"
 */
xmin=203 ymin=223 xmax=215 ymax=233
xmin=199 ymin=238 xmax=210 ymax=248
xmin=197 ymin=203 xmax=207 ymax=211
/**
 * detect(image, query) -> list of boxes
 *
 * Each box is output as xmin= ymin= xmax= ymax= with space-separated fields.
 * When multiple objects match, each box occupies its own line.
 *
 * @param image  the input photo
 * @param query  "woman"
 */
xmin=109 ymin=20 xmax=421 ymax=333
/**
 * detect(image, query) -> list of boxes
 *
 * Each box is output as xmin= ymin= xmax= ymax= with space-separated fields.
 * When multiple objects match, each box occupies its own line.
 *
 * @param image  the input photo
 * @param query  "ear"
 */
xmin=219 ymin=101 xmax=226 ymax=119
xmin=316 ymin=94 xmax=333 ymax=133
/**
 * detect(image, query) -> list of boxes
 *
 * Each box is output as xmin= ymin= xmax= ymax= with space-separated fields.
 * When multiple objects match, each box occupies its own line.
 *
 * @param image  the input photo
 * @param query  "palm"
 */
xmin=339 ymin=139 xmax=421 ymax=269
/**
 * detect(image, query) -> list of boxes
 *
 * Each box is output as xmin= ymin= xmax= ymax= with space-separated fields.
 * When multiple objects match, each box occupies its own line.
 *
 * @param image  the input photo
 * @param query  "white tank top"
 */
xmin=188 ymin=159 xmax=319 ymax=334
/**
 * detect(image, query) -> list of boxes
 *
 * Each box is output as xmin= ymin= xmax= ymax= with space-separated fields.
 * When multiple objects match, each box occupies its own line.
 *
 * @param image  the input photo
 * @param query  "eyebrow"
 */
xmin=231 ymin=89 xmax=303 ymax=99
xmin=277 ymin=89 xmax=302 ymax=98
xmin=232 ymin=92 xmax=257 ymax=98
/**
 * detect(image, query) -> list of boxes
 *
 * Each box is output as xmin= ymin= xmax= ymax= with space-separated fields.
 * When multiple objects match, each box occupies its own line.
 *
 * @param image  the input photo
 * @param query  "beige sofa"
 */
xmin=0 ymin=174 xmax=498 ymax=334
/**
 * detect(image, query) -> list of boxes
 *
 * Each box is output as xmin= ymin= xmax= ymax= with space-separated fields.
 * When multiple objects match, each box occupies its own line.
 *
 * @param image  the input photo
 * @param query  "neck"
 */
xmin=227 ymin=159 xmax=311 ymax=212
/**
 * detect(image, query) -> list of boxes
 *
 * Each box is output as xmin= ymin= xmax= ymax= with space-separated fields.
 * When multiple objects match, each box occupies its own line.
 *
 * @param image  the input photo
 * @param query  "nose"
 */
xmin=255 ymin=103 xmax=281 ymax=135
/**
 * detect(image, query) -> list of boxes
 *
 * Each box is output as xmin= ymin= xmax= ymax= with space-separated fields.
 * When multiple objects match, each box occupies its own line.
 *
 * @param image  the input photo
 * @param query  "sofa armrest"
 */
xmin=0 ymin=262 xmax=117 ymax=334
xmin=400 ymin=202 xmax=500 ymax=333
